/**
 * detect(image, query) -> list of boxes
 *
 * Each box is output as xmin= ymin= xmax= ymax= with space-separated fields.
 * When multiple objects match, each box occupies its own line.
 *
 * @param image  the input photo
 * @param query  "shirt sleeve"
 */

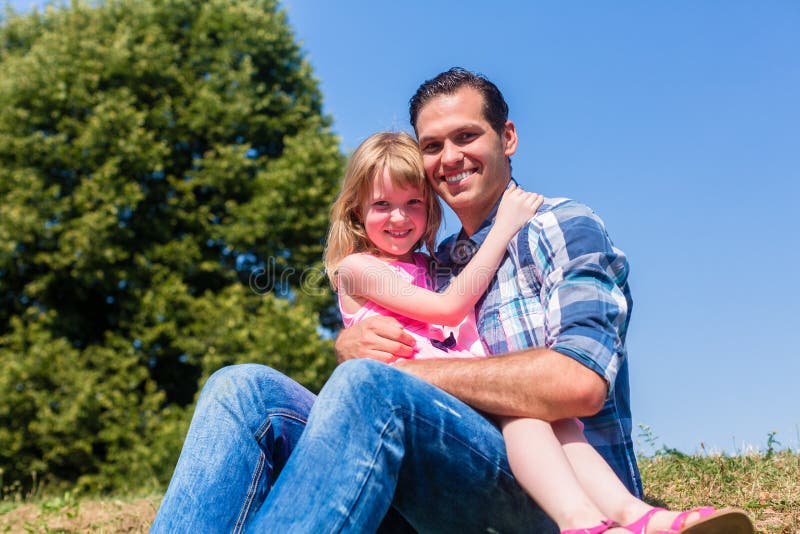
xmin=524 ymin=200 xmax=632 ymax=389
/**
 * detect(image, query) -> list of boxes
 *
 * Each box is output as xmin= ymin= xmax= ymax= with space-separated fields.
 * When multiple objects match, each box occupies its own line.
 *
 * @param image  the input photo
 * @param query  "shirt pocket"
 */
xmin=497 ymin=297 xmax=545 ymax=352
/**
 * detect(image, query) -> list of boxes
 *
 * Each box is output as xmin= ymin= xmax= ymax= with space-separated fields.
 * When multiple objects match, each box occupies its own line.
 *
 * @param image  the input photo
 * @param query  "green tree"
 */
xmin=0 ymin=0 xmax=342 ymax=492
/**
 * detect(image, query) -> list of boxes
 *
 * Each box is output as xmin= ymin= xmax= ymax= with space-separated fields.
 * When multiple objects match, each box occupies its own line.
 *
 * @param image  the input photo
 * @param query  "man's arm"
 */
xmin=334 ymin=319 xmax=604 ymax=421
xmin=393 ymin=348 xmax=608 ymax=421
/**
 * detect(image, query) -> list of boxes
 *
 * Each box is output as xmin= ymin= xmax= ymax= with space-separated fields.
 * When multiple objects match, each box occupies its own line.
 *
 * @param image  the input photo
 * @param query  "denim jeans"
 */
xmin=151 ymin=360 xmax=556 ymax=533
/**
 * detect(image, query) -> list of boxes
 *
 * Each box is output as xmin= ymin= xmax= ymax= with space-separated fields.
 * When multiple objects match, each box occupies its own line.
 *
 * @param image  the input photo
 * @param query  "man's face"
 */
xmin=415 ymin=86 xmax=517 ymax=232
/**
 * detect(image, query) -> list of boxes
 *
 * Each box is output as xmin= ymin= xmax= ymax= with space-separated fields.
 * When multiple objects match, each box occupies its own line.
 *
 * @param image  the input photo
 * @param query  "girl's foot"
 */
xmin=622 ymin=506 xmax=753 ymax=533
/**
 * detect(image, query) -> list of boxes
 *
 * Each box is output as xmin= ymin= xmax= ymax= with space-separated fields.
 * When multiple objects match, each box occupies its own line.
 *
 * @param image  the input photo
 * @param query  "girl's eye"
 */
xmin=372 ymin=201 xmax=389 ymax=208
xmin=408 ymin=199 xmax=423 ymax=206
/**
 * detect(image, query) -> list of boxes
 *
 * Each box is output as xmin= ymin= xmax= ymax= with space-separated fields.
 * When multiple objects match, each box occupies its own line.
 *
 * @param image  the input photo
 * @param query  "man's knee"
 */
xmin=202 ymin=363 xmax=279 ymax=397
xmin=327 ymin=359 xmax=399 ymax=395
xmin=317 ymin=359 xmax=416 ymax=417
xmin=199 ymin=363 xmax=313 ymax=415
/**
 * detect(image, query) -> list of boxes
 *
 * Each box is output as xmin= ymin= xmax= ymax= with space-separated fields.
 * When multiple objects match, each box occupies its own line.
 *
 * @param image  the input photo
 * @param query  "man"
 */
xmin=152 ymin=68 xmax=638 ymax=532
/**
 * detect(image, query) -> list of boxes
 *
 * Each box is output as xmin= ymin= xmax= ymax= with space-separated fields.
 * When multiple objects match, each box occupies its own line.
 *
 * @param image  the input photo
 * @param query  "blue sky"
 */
xmin=7 ymin=1 xmax=799 ymax=455
xmin=275 ymin=1 xmax=799 ymax=456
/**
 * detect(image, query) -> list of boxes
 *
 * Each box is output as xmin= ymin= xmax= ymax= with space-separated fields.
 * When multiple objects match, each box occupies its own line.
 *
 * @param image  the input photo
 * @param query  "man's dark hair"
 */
xmin=409 ymin=67 xmax=509 ymax=136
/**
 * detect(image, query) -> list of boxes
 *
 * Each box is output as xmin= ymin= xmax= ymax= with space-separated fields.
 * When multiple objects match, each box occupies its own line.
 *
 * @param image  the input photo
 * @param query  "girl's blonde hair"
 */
xmin=324 ymin=131 xmax=442 ymax=288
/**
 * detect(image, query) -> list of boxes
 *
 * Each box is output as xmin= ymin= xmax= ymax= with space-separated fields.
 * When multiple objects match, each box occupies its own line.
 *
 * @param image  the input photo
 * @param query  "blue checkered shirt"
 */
xmin=434 ymin=194 xmax=643 ymax=496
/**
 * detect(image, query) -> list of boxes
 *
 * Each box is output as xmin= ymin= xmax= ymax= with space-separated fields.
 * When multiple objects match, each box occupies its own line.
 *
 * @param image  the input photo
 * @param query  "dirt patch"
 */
xmin=0 ymin=496 xmax=159 ymax=533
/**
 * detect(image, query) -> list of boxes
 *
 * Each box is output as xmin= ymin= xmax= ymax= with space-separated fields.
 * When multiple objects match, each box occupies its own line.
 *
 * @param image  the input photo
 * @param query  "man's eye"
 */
xmin=421 ymin=142 xmax=441 ymax=153
xmin=457 ymin=132 xmax=477 ymax=142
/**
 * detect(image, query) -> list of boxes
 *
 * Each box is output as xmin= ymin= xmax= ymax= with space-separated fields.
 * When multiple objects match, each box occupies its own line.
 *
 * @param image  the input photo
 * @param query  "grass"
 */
xmin=0 ymin=492 xmax=160 ymax=533
xmin=639 ymin=449 xmax=800 ymax=533
xmin=1 ymin=450 xmax=798 ymax=532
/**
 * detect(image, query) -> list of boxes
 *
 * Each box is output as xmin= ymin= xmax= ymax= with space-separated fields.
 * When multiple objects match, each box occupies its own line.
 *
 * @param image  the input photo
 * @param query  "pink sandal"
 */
xmin=623 ymin=506 xmax=753 ymax=534
xmin=623 ymin=507 xmax=667 ymax=534
xmin=561 ymin=520 xmax=620 ymax=534
xmin=667 ymin=507 xmax=753 ymax=533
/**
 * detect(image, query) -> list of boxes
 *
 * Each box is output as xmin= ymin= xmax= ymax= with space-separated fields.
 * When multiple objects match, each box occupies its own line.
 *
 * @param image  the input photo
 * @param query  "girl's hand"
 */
xmin=493 ymin=184 xmax=544 ymax=237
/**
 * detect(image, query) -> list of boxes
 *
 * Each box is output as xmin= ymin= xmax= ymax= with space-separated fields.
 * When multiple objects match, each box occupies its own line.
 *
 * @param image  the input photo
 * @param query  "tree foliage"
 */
xmin=0 ymin=0 xmax=342 ymax=492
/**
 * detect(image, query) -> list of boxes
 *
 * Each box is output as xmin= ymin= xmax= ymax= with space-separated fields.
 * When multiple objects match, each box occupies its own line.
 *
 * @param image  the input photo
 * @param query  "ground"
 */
xmin=0 ymin=496 xmax=158 ymax=533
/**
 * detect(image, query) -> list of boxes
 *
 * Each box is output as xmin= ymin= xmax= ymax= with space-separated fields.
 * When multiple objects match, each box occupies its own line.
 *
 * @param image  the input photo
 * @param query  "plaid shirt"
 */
xmin=434 ymin=193 xmax=643 ymax=496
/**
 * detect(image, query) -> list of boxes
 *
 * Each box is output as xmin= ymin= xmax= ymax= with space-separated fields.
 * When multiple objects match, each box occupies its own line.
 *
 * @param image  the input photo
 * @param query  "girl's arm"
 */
xmin=337 ymin=185 xmax=543 ymax=326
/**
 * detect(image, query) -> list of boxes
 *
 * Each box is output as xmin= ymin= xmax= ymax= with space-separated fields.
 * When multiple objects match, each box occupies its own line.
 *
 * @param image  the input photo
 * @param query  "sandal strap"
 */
xmin=623 ymin=507 xmax=667 ymax=534
xmin=670 ymin=506 xmax=716 ymax=530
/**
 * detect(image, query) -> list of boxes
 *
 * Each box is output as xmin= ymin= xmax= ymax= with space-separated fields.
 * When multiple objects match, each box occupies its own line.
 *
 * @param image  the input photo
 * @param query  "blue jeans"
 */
xmin=151 ymin=360 xmax=556 ymax=533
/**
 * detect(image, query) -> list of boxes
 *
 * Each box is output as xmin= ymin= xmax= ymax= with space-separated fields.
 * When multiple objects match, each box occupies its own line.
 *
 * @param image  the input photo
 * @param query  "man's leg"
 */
xmin=151 ymin=364 xmax=316 ymax=533
xmin=251 ymin=359 xmax=556 ymax=533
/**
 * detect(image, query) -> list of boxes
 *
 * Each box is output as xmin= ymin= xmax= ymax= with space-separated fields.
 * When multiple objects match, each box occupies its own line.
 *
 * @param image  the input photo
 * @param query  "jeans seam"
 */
xmin=233 ymin=447 xmax=266 ymax=534
xmin=254 ymin=410 xmax=308 ymax=441
xmin=334 ymin=406 xmax=515 ymax=532
xmin=234 ymin=411 xmax=311 ymax=532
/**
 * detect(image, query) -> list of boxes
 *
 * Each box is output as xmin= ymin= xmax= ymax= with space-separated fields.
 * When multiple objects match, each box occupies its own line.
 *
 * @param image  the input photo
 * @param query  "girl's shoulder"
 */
xmin=339 ymin=252 xmax=430 ymax=270
xmin=338 ymin=252 xmax=428 ymax=283
xmin=337 ymin=252 xmax=386 ymax=273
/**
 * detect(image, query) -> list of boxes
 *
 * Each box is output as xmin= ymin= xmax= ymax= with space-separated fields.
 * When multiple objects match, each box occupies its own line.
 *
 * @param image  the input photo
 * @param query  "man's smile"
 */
xmin=444 ymin=169 xmax=475 ymax=184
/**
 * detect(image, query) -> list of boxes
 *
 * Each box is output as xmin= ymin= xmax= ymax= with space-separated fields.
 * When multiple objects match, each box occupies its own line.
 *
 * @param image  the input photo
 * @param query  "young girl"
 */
xmin=324 ymin=132 xmax=752 ymax=534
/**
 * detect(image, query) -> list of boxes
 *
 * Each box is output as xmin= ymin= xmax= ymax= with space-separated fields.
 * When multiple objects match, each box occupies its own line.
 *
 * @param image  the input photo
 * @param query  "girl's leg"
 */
xmin=553 ymin=419 xmax=715 ymax=532
xmin=501 ymin=417 xmax=626 ymax=532
xmin=551 ymin=419 xmax=650 ymax=523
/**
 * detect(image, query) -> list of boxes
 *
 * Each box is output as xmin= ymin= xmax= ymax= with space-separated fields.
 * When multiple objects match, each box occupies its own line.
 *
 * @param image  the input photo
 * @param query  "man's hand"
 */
xmin=334 ymin=315 xmax=417 ymax=364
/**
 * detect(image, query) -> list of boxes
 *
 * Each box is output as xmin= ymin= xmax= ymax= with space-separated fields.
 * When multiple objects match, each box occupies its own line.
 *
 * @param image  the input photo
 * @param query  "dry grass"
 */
xmin=0 ymin=494 xmax=158 ymax=533
xmin=639 ymin=450 xmax=800 ymax=533
xmin=1 ymin=451 xmax=797 ymax=533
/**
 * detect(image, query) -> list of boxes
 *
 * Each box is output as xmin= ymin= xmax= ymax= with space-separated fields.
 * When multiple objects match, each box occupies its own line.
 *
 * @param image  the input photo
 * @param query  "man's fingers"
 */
xmin=365 ymin=350 xmax=400 ymax=364
xmin=388 ymin=339 xmax=416 ymax=359
xmin=365 ymin=326 xmax=415 ymax=359
xmin=367 ymin=315 xmax=404 ymax=334
xmin=367 ymin=317 xmax=416 ymax=348
xmin=378 ymin=323 xmax=416 ymax=358
xmin=337 ymin=315 xmax=416 ymax=361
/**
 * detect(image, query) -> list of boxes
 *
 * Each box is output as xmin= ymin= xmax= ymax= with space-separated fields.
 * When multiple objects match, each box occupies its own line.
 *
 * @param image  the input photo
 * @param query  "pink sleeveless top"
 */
xmin=338 ymin=253 xmax=485 ymax=361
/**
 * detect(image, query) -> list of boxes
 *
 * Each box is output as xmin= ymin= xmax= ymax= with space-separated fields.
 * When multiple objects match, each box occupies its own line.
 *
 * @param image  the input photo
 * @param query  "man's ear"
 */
xmin=502 ymin=120 xmax=518 ymax=157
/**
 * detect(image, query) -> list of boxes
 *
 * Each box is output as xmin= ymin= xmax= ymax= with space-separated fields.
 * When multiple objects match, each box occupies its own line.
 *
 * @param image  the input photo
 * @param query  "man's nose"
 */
xmin=441 ymin=140 xmax=463 ymax=166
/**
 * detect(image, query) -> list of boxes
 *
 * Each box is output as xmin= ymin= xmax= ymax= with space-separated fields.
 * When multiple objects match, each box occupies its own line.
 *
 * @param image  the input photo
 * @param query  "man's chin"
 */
xmin=439 ymin=192 xmax=474 ymax=213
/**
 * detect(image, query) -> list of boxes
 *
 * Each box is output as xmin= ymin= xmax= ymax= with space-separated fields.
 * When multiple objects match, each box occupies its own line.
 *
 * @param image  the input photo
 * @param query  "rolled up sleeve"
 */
xmin=529 ymin=202 xmax=631 ymax=390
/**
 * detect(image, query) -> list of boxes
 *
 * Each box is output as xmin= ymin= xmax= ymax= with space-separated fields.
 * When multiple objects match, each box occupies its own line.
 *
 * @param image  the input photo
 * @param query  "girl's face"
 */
xmin=360 ymin=166 xmax=428 ymax=263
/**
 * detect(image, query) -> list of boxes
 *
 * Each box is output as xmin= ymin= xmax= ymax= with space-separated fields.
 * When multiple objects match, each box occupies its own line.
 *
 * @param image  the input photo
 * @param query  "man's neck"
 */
xmin=456 ymin=180 xmax=513 ymax=237
xmin=459 ymin=211 xmax=491 ymax=237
